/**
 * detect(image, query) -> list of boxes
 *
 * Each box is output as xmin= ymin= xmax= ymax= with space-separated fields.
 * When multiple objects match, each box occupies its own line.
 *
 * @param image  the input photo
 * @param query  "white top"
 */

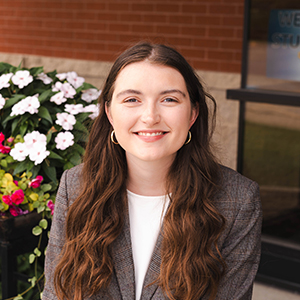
xmin=127 ymin=190 xmax=169 ymax=300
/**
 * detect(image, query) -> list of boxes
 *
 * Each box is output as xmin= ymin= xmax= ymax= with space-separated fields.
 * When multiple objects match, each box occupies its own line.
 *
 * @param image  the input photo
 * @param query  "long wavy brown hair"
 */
xmin=54 ymin=42 xmax=226 ymax=300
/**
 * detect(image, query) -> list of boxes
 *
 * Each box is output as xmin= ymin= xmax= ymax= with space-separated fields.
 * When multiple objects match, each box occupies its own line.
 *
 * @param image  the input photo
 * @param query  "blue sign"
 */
xmin=266 ymin=10 xmax=300 ymax=81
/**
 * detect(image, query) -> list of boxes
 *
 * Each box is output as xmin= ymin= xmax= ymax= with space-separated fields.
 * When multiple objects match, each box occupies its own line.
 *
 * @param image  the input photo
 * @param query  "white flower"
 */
xmin=66 ymin=72 xmax=85 ymax=89
xmin=11 ymin=70 xmax=33 ymax=89
xmin=56 ymin=73 xmax=67 ymax=80
xmin=24 ymin=131 xmax=47 ymax=149
xmin=50 ymin=91 xmax=67 ymax=105
xmin=83 ymin=104 xmax=99 ymax=119
xmin=10 ymin=96 xmax=40 ymax=116
xmin=0 ymin=73 xmax=13 ymax=90
xmin=52 ymin=81 xmax=62 ymax=92
xmin=23 ymin=96 xmax=40 ymax=114
xmin=55 ymin=112 xmax=76 ymax=130
xmin=9 ymin=142 xmax=28 ymax=161
xmin=0 ymin=94 xmax=5 ymax=110
xmin=36 ymin=72 xmax=53 ymax=84
xmin=60 ymin=82 xmax=76 ymax=98
xmin=55 ymin=131 xmax=74 ymax=150
xmin=64 ymin=104 xmax=83 ymax=115
xmin=28 ymin=143 xmax=50 ymax=165
xmin=82 ymin=89 xmax=101 ymax=103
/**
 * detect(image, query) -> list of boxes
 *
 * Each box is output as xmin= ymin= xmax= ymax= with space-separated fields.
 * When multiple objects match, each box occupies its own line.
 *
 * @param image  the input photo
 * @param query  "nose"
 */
xmin=140 ymin=102 xmax=160 ymax=125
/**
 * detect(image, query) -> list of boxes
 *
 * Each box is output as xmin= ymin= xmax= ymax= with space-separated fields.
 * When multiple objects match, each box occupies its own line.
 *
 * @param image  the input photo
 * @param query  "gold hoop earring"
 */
xmin=185 ymin=131 xmax=192 ymax=145
xmin=111 ymin=130 xmax=119 ymax=145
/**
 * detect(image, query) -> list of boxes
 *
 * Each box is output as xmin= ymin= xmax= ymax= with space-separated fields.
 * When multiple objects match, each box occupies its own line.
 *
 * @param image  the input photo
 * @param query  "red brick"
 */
xmin=180 ymin=48 xmax=205 ymax=59
xmin=181 ymin=26 xmax=206 ymax=36
xmin=208 ymin=27 xmax=235 ymax=38
xmin=222 ymin=16 xmax=244 ymax=27
xmin=195 ymin=15 xmax=222 ymax=26
xmin=119 ymin=13 xmax=142 ymax=22
xmin=208 ymin=4 xmax=238 ymax=15
xmin=220 ymin=39 xmax=242 ymax=50
xmin=85 ymin=2 xmax=107 ymax=11
xmin=156 ymin=25 xmax=179 ymax=35
xmin=108 ymin=23 xmax=130 ymax=32
xmin=167 ymin=37 xmax=193 ymax=47
xmin=132 ymin=3 xmax=154 ymax=12
xmin=142 ymin=13 xmax=168 ymax=23
xmin=193 ymin=38 xmax=220 ymax=48
xmin=97 ymin=12 xmax=119 ymax=21
xmin=193 ymin=60 xmax=220 ymax=72
xmin=155 ymin=3 xmax=180 ymax=13
xmin=108 ymin=2 xmax=130 ymax=11
xmin=207 ymin=50 xmax=234 ymax=61
xmin=169 ymin=15 xmax=195 ymax=25
xmin=86 ymin=22 xmax=107 ymax=31
xmin=219 ymin=61 xmax=241 ymax=73
xmin=182 ymin=4 xmax=207 ymax=14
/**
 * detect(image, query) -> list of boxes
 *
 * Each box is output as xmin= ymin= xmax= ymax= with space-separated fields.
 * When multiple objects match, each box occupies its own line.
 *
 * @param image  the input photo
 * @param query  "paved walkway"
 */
xmin=253 ymin=282 xmax=300 ymax=300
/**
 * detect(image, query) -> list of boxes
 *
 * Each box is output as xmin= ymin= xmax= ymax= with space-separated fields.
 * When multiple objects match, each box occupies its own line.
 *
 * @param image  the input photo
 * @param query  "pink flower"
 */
xmin=29 ymin=175 xmax=43 ymax=188
xmin=47 ymin=200 xmax=55 ymax=215
xmin=2 ymin=195 xmax=12 ymax=205
xmin=0 ymin=145 xmax=11 ymax=154
xmin=9 ymin=206 xmax=28 ymax=217
xmin=7 ymin=137 xmax=14 ymax=143
xmin=11 ymin=189 xmax=24 ymax=205
xmin=0 ymin=132 xmax=5 ymax=143
xmin=13 ymin=180 xmax=19 ymax=186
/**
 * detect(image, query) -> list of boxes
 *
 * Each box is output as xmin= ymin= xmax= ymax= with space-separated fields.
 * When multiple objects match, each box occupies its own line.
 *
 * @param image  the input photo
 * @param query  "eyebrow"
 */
xmin=116 ymin=89 xmax=186 ymax=98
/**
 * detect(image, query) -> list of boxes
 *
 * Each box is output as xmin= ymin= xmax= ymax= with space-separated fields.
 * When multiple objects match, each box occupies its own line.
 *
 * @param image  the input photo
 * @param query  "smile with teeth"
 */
xmin=137 ymin=132 xmax=164 ymax=136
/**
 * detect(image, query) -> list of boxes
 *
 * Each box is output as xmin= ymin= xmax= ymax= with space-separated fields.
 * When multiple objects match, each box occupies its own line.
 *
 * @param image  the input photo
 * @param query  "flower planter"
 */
xmin=0 ymin=212 xmax=49 ymax=299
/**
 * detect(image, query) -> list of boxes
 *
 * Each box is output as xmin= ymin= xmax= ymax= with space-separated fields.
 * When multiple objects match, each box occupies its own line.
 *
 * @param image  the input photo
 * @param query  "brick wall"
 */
xmin=0 ymin=0 xmax=244 ymax=73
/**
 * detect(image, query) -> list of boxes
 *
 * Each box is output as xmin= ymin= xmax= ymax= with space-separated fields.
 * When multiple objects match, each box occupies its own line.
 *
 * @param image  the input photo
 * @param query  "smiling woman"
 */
xmin=43 ymin=43 xmax=262 ymax=300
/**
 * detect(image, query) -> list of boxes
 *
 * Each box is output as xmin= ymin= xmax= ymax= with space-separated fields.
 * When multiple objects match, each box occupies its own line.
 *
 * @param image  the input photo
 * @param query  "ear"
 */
xmin=189 ymin=105 xmax=199 ymax=129
xmin=105 ymin=102 xmax=114 ymax=126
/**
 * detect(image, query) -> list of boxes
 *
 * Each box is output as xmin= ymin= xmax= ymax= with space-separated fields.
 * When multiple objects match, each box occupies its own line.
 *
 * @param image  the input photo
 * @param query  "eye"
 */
xmin=163 ymin=97 xmax=178 ymax=103
xmin=124 ymin=98 xmax=138 ymax=103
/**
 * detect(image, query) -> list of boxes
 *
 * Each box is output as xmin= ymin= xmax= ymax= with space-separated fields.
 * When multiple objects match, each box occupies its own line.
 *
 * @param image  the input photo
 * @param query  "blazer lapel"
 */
xmin=140 ymin=230 xmax=163 ymax=300
xmin=111 ymin=209 xmax=135 ymax=300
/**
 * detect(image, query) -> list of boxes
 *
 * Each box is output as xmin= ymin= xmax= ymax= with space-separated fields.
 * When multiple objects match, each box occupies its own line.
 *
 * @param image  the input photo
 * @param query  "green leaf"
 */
xmin=64 ymin=161 xmax=74 ymax=170
xmin=29 ymin=253 xmax=36 ymax=264
xmin=11 ymin=117 xmax=20 ymax=136
xmin=0 ymin=62 xmax=12 ymax=73
xmin=82 ymin=82 xmax=97 ymax=90
xmin=32 ymin=226 xmax=42 ymax=236
xmin=38 ymin=89 xmax=52 ymax=103
xmin=38 ymin=106 xmax=52 ymax=124
xmin=42 ymin=163 xmax=57 ymax=184
xmin=32 ymin=201 xmax=40 ymax=208
xmin=3 ymin=94 xmax=26 ymax=109
xmin=29 ymin=66 xmax=43 ymax=76
xmin=69 ymin=152 xmax=82 ymax=166
xmin=48 ymin=151 xmax=64 ymax=160
xmin=74 ymin=120 xmax=89 ymax=134
xmin=13 ymin=160 xmax=34 ymax=175
xmin=73 ymin=143 xmax=85 ymax=155
xmin=0 ymin=159 xmax=7 ymax=168
xmin=39 ymin=219 xmax=48 ymax=229
xmin=28 ymin=276 xmax=37 ymax=287
xmin=41 ymin=184 xmax=52 ymax=192
xmin=34 ymin=247 xmax=42 ymax=257
xmin=37 ymin=206 xmax=45 ymax=213
xmin=19 ymin=122 xmax=28 ymax=137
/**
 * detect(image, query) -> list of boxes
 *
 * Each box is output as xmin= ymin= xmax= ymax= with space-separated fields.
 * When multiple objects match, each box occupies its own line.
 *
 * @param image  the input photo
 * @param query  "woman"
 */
xmin=43 ymin=43 xmax=262 ymax=300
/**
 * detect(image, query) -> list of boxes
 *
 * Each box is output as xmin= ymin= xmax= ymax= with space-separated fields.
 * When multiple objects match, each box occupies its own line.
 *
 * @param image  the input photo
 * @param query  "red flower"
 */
xmin=2 ymin=195 xmax=12 ymax=205
xmin=47 ymin=200 xmax=55 ymax=215
xmin=11 ymin=189 xmax=24 ymax=205
xmin=0 ymin=133 xmax=5 ymax=143
xmin=29 ymin=175 xmax=43 ymax=188
xmin=0 ymin=145 xmax=11 ymax=154
xmin=9 ymin=206 xmax=24 ymax=217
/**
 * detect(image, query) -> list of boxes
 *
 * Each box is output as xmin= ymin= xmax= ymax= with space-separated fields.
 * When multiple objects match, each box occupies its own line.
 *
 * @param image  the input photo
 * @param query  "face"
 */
xmin=106 ymin=61 xmax=198 ymax=166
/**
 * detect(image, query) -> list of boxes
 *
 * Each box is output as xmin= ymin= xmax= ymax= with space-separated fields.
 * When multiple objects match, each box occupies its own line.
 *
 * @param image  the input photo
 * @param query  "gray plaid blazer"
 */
xmin=43 ymin=164 xmax=262 ymax=300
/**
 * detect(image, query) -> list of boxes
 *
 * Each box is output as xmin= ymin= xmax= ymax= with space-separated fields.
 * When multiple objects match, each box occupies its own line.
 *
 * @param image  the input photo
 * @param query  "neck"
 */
xmin=126 ymin=155 xmax=174 ymax=196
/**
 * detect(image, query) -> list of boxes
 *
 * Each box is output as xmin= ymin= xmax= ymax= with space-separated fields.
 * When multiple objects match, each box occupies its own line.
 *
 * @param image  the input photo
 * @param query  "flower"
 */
xmin=10 ymin=96 xmax=40 ymax=116
xmin=7 ymin=137 xmax=14 ymax=143
xmin=50 ymin=91 xmax=67 ymax=105
xmin=0 ymin=94 xmax=5 ymax=109
xmin=0 ymin=132 xmax=5 ymax=143
xmin=9 ymin=142 xmax=28 ymax=161
xmin=2 ymin=195 xmax=12 ymax=205
xmin=82 ymin=88 xmax=101 ymax=103
xmin=29 ymin=175 xmax=43 ymax=188
xmin=11 ymin=70 xmax=33 ymax=89
xmin=24 ymin=131 xmax=47 ymax=148
xmin=55 ymin=131 xmax=74 ymax=150
xmin=47 ymin=200 xmax=55 ymax=215
xmin=83 ymin=104 xmax=99 ymax=119
xmin=9 ymin=206 xmax=28 ymax=217
xmin=66 ymin=71 xmax=85 ymax=89
xmin=52 ymin=81 xmax=62 ymax=92
xmin=0 ymin=145 xmax=11 ymax=154
xmin=0 ymin=73 xmax=13 ymax=90
xmin=55 ymin=112 xmax=76 ymax=130
xmin=64 ymin=103 xmax=83 ymax=115
xmin=36 ymin=72 xmax=53 ymax=84
xmin=11 ymin=189 xmax=24 ymax=205
xmin=60 ymin=82 xmax=76 ymax=98
xmin=28 ymin=143 xmax=50 ymax=165
xmin=56 ymin=73 xmax=67 ymax=80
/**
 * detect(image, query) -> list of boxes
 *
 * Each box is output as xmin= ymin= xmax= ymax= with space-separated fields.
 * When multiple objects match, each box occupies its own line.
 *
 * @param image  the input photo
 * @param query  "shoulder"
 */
xmin=214 ymin=165 xmax=261 ymax=221
xmin=57 ymin=164 xmax=84 ymax=206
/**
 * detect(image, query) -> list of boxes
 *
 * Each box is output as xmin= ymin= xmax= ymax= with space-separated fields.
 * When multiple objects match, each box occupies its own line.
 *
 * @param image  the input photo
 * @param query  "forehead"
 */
xmin=113 ymin=61 xmax=187 ymax=93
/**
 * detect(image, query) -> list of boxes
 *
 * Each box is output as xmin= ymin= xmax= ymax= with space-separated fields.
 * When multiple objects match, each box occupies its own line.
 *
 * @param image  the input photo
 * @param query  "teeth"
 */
xmin=138 ymin=132 xmax=163 ymax=136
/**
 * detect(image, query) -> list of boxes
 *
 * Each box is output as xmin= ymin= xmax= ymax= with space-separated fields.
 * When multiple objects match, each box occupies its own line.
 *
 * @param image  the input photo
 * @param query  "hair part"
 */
xmin=54 ymin=42 xmax=226 ymax=300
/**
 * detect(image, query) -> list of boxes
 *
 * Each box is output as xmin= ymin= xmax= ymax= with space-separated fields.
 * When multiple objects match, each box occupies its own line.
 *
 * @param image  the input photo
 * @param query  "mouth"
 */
xmin=136 ymin=131 xmax=165 ymax=136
